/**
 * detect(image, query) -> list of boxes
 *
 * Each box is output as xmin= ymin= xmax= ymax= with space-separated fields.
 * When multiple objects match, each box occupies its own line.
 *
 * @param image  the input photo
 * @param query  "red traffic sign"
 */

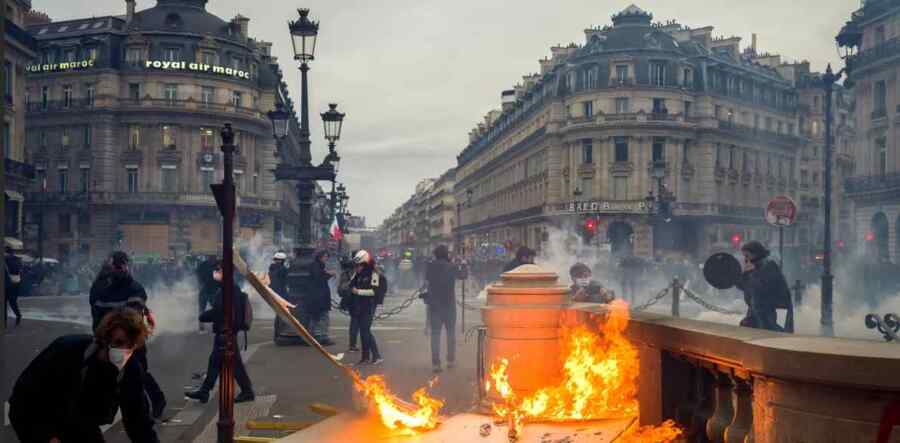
xmin=765 ymin=195 xmax=797 ymax=227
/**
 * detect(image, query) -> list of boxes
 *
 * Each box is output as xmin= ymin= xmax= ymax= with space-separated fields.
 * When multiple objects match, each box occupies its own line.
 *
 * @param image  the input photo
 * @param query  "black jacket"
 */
xmin=425 ymin=259 xmax=457 ymax=309
xmin=350 ymin=266 xmax=387 ymax=305
xmin=89 ymin=270 xmax=148 ymax=330
xmin=9 ymin=335 xmax=158 ymax=443
xmin=199 ymin=282 xmax=249 ymax=334
xmin=304 ymin=260 xmax=332 ymax=315
xmin=196 ymin=259 xmax=218 ymax=296
xmin=268 ymin=262 xmax=288 ymax=297
xmin=736 ymin=258 xmax=794 ymax=332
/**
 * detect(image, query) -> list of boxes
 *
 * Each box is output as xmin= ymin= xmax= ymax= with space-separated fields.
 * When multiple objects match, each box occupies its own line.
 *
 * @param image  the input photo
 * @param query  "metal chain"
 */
xmin=681 ymin=287 xmax=744 ymax=315
xmin=631 ymin=286 xmax=670 ymax=311
xmin=328 ymin=290 xmax=422 ymax=320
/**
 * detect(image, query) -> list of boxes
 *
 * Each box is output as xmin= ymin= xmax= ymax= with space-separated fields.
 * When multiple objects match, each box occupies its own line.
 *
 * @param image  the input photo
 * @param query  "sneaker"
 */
xmin=371 ymin=357 xmax=384 ymax=366
xmin=184 ymin=389 xmax=209 ymax=404
xmin=355 ymin=358 xmax=371 ymax=367
xmin=432 ymin=364 xmax=443 ymax=373
xmin=347 ymin=346 xmax=360 ymax=353
xmin=235 ymin=391 xmax=256 ymax=403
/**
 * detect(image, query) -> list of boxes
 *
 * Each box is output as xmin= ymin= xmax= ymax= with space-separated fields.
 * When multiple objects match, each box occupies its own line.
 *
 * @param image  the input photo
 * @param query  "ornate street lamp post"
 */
xmin=819 ymin=21 xmax=861 ymax=336
xmin=321 ymin=103 xmax=345 ymax=250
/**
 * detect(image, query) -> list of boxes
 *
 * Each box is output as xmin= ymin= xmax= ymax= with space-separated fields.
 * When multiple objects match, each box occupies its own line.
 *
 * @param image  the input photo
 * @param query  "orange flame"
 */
xmin=486 ymin=299 xmax=681 ymax=441
xmin=356 ymin=374 xmax=444 ymax=435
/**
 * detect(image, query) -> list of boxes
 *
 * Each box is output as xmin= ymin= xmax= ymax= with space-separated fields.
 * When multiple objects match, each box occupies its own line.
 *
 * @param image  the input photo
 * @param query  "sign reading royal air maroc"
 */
xmin=26 ymin=59 xmax=95 ymax=73
xmin=554 ymin=199 xmax=653 ymax=214
xmin=144 ymin=60 xmax=251 ymax=80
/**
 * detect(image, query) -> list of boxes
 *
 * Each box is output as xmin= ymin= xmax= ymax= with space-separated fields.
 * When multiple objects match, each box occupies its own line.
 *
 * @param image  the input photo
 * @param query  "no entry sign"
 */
xmin=766 ymin=195 xmax=797 ymax=227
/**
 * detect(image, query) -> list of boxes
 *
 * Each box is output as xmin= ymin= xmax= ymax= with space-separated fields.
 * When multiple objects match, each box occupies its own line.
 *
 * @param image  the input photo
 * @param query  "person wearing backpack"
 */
xmin=185 ymin=259 xmax=255 ymax=404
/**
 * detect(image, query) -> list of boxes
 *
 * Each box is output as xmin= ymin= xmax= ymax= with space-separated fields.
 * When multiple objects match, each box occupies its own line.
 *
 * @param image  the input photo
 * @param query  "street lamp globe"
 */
xmin=267 ymin=102 xmax=291 ymax=140
xmin=836 ymin=20 xmax=862 ymax=60
xmin=289 ymin=9 xmax=319 ymax=62
xmin=321 ymin=103 xmax=346 ymax=144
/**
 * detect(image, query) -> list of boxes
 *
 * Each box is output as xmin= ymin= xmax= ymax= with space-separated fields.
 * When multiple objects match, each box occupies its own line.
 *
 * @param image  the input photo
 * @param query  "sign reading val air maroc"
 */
xmin=144 ymin=60 xmax=252 ymax=80
xmin=765 ymin=195 xmax=797 ymax=227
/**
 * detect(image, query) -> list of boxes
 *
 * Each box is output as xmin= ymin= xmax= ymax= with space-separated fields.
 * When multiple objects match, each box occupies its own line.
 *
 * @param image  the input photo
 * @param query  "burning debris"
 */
xmin=355 ymin=375 xmax=444 ymax=435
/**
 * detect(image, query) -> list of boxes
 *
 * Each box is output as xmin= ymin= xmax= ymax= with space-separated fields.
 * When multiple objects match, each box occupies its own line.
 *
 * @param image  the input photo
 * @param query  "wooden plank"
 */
xmin=246 ymin=420 xmax=316 ymax=431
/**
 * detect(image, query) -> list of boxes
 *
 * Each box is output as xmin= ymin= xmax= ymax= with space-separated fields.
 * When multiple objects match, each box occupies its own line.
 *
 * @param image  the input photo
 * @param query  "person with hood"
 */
xmin=568 ymin=263 xmax=616 ymax=304
xmin=503 ymin=246 xmax=535 ymax=273
xmin=185 ymin=259 xmax=255 ymax=404
xmin=338 ymin=252 xmax=360 ymax=352
xmin=305 ymin=250 xmax=335 ymax=346
xmin=735 ymin=241 xmax=794 ymax=332
xmin=195 ymin=255 xmax=218 ymax=332
xmin=5 ymin=246 xmax=23 ymax=326
xmin=8 ymin=307 xmax=158 ymax=443
xmin=89 ymin=251 xmax=166 ymax=420
xmin=425 ymin=245 xmax=458 ymax=373
xmin=350 ymin=250 xmax=385 ymax=365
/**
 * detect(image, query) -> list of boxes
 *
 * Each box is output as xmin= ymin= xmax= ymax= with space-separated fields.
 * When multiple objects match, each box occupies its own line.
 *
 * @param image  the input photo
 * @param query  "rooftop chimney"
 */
xmin=752 ymin=33 xmax=758 ymax=54
xmin=233 ymin=14 xmax=249 ymax=39
xmin=125 ymin=0 xmax=135 ymax=24
xmin=501 ymin=90 xmax=516 ymax=112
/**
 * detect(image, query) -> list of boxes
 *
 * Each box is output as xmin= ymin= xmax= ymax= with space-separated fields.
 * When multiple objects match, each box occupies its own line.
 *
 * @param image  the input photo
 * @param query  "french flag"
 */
xmin=330 ymin=216 xmax=342 ymax=241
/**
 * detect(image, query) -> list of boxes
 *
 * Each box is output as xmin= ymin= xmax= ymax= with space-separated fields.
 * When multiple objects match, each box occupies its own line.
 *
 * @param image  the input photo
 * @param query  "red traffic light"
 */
xmin=731 ymin=233 xmax=742 ymax=247
xmin=837 ymin=240 xmax=845 ymax=249
xmin=865 ymin=231 xmax=875 ymax=242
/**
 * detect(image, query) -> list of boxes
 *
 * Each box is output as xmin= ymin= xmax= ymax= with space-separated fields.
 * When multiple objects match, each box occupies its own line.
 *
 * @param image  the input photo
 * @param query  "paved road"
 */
xmin=2 ymin=289 xmax=486 ymax=442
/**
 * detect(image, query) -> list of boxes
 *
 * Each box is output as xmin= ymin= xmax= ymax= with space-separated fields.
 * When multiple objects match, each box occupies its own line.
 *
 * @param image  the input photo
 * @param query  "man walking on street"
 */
xmin=425 ymin=245 xmax=458 ymax=373
xmin=4 ymin=246 xmax=23 ymax=326
xmin=185 ymin=259 xmax=255 ymax=404
xmin=196 ymin=255 xmax=218 ymax=332
xmin=305 ymin=250 xmax=335 ymax=346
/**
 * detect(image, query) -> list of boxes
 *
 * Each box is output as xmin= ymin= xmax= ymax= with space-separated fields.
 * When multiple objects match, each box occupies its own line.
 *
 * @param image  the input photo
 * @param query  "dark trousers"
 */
xmin=133 ymin=347 xmax=166 ymax=412
xmin=11 ymin=417 xmax=104 ymax=443
xmin=429 ymin=305 xmax=456 ymax=365
xmin=200 ymin=333 xmax=253 ymax=394
xmin=5 ymin=284 xmax=21 ymax=322
xmin=349 ymin=311 xmax=360 ymax=347
xmin=750 ymin=303 xmax=782 ymax=332
xmin=355 ymin=297 xmax=380 ymax=360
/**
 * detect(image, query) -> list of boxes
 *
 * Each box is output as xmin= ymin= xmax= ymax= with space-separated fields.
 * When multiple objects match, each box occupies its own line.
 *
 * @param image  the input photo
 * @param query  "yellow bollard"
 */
xmin=234 ymin=437 xmax=278 ymax=443
xmin=246 ymin=420 xmax=317 ymax=431
xmin=309 ymin=402 xmax=340 ymax=417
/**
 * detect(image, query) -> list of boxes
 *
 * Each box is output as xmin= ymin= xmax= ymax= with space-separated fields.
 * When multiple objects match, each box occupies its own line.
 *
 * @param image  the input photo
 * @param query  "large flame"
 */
xmin=356 ymin=374 xmax=444 ymax=435
xmin=486 ymin=299 xmax=682 ymax=442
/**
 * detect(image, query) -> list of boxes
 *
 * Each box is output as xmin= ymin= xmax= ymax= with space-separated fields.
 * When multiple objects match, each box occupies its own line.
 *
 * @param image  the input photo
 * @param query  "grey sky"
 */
xmin=36 ymin=0 xmax=858 ymax=225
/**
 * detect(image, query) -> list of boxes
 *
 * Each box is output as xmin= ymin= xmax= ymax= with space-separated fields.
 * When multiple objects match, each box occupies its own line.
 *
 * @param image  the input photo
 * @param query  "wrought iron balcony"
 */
xmin=845 ymin=172 xmax=900 ymax=194
xmin=850 ymin=37 xmax=900 ymax=72
xmin=5 ymin=18 xmax=36 ymax=50
xmin=4 ymin=158 xmax=36 ymax=180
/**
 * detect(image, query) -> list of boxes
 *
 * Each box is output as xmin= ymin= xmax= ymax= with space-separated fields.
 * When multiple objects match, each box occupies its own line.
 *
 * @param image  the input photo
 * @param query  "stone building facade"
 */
xmin=23 ymin=0 xmax=304 ymax=261
xmin=454 ymin=5 xmax=823 ymax=262
xmin=380 ymin=168 xmax=456 ymax=257
xmin=843 ymin=0 xmax=900 ymax=264
xmin=3 ymin=0 xmax=36 ymax=250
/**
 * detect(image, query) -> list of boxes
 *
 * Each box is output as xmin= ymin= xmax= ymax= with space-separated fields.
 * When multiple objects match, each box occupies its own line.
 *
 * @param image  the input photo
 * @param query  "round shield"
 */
xmin=703 ymin=253 xmax=742 ymax=290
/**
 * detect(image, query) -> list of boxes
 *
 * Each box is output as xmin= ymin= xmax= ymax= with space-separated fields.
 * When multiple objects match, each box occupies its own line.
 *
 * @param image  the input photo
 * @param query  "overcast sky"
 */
xmin=36 ymin=0 xmax=858 ymax=226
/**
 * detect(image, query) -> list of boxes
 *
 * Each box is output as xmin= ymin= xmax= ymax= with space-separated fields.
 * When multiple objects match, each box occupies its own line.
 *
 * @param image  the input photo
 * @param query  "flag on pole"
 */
xmin=330 ymin=216 xmax=342 ymax=241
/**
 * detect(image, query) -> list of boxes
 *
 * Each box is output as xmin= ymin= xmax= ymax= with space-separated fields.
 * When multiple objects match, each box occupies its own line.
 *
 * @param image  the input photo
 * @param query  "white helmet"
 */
xmin=353 ymin=250 xmax=371 ymax=265
xmin=273 ymin=252 xmax=287 ymax=260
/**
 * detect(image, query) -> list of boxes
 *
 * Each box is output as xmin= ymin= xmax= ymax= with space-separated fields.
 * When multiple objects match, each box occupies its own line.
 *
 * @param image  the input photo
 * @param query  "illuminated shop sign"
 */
xmin=144 ymin=60 xmax=251 ymax=80
xmin=554 ymin=200 xmax=653 ymax=214
xmin=26 ymin=59 xmax=95 ymax=73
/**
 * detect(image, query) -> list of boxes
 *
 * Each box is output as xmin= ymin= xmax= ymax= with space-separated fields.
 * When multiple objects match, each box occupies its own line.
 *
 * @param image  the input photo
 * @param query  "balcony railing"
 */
xmin=5 ymin=158 xmax=36 ymax=180
xmin=849 ymin=37 xmax=900 ymax=72
xmin=716 ymin=120 xmax=804 ymax=146
xmin=845 ymin=172 xmax=900 ymax=194
xmin=27 ymin=95 xmax=264 ymax=120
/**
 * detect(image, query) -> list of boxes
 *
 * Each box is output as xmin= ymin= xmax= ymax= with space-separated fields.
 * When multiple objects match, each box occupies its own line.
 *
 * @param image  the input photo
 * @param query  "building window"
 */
xmin=683 ymin=100 xmax=692 ymax=118
xmin=41 ymin=86 xmax=49 ymax=110
xmin=59 ymin=213 xmax=71 ymax=235
xmin=876 ymin=26 xmax=886 ymax=45
xmin=652 ymin=137 xmax=665 ymax=162
xmin=874 ymin=80 xmax=887 ymax=117
xmin=235 ymin=171 xmax=244 ymax=193
xmin=161 ymin=166 xmax=177 ymax=192
xmin=161 ymin=125 xmax=177 ymax=148
xmin=714 ymin=105 xmax=722 ymax=119
xmin=200 ymin=168 xmax=214 ymax=192
xmin=87 ymin=47 xmax=98 ymax=61
xmin=40 ymin=130 xmax=48 ymax=147
xmin=86 ymin=84 xmax=95 ymax=107
xmin=614 ymin=136 xmax=628 ymax=162
xmin=765 ymin=117 xmax=773 ymax=131
xmin=582 ymin=101 xmax=593 ymax=118
xmin=2 ymin=123 xmax=9 ymax=158
xmin=683 ymin=68 xmax=692 ymax=86
xmin=787 ymin=123 xmax=795 ymax=135
xmin=200 ymin=127 xmax=215 ymax=149
xmin=58 ymin=168 xmax=68 ymax=191
xmin=682 ymin=140 xmax=690 ymax=162
xmin=63 ymin=85 xmax=73 ymax=108
xmin=613 ymin=177 xmax=627 ymax=200
xmin=3 ymin=62 xmax=12 ymax=100
xmin=651 ymin=61 xmax=666 ymax=86
xmin=126 ymin=168 xmax=139 ymax=193
xmin=743 ymin=151 xmax=751 ymax=172
xmin=877 ymin=136 xmax=887 ymax=175
xmin=615 ymin=65 xmax=628 ymax=83
xmin=580 ymin=177 xmax=593 ymax=200
xmin=652 ymin=98 xmax=667 ymax=114
xmin=163 ymin=47 xmax=181 ymax=62
xmin=812 ymin=172 xmax=818 ymax=185
xmin=78 ymin=214 xmax=90 ymax=237
xmin=581 ymin=139 xmax=593 ymax=164
xmin=201 ymin=86 xmax=214 ymax=107
xmin=801 ymin=170 xmax=808 ymax=185
xmin=231 ymin=91 xmax=242 ymax=107
xmin=202 ymin=50 xmax=217 ymax=65
xmin=64 ymin=49 xmax=76 ymax=62
xmin=80 ymin=167 xmax=90 ymax=192
xmin=61 ymin=128 xmax=71 ymax=147
xmin=252 ymin=173 xmax=259 ymax=194
xmin=164 ymin=84 xmax=178 ymax=105
xmin=129 ymin=125 xmax=140 ymax=148
xmin=128 ymin=83 xmax=141 ymax=102
xmin=615 ymin=97 xmax=629 ymax=114
xmin=729 ymin=146 xmax=735 ymax=169
xmin=83 ymin=125 xmax=92 ymax=147
xmin=126 ymin=47 xmax=143 ymax=66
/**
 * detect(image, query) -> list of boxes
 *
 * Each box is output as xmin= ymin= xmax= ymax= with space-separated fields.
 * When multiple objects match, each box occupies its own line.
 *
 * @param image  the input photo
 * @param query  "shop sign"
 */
xmin=554 ymin=199 xmax=653 ymax=214
xmin=144 ymin=60 xmax=251 ymax=80
xmin=26 ymin=59 xmax=95 ymax=73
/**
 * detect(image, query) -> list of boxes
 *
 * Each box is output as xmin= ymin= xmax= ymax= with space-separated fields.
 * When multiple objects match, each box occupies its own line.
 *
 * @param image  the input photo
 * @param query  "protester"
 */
xmin=185 ymin=259 xmax=255 ymax=404
xmin=568 ymin=262 xmax=616 ymax=303
xmin=425 ymin=245 xmax=458 ymax=373
xmin=196 ymin=255 xmax=218 ymax=332
xmin=268 ymin=252 xmax=289 ymax=297
xmin=350 ymin=250 xmax=385 ymax=365
xmin=89 ymin=251 xmax=166 ymax=420
xmin=503 ymin=246 xmax=535 ymax=272
xmin=338 ymin=252 xmax=360 ymax=352
xmin=735 ymin=241 xmax=794 ymax=332
xmin=8 ymin=307 xmax=158 ymax=443
xmin=305 ymin=250 xmax=335 ymax=346
xmin=4 ymin=246 xmax=22 ymax=326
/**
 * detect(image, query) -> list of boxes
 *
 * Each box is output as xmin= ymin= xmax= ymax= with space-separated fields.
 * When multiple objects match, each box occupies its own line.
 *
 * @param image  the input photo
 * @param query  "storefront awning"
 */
xmin=4 ymin=190 xmax=24 ymax=201
xmin=4 ymin=237 xmax=24 ymax=250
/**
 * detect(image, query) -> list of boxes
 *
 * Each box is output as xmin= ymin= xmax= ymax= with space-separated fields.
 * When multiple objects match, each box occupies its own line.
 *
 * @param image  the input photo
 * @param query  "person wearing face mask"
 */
xmin=89 ymin=251 xmax=166 ymax=421
xmin=8 ymin=307 xmax=158 ymax=443
xmin=735 ymin=241 xmax=794 ymax=332
xmin=569 ymin=263 xmax=616 ymax=304
xmin=185 ymin=260 xmax=255 ymax=404
xmin=350 ymin=250 xmax=386 ymax=366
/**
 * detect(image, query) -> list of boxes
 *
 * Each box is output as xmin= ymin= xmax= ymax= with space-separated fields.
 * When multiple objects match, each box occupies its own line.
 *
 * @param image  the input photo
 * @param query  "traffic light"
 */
xmin=582 ymin=217 xmax=598 ymax=243
xmin=731 ymin=233 xmax=742 ymax=249
xmin=865 ymin=231 xmax=875 ymax=242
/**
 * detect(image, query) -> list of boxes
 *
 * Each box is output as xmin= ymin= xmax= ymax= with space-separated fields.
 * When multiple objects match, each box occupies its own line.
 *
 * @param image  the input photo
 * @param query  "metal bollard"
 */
xmin=476 ymin=325 xmax=488 ymax=407
xmin=671 ymin=277 xmax=681 ymax=317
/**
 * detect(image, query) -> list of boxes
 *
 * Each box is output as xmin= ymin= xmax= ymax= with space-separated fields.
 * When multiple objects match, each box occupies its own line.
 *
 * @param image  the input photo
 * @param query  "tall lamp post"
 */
xmin=456 ymin=188 xmax=473 ymax=331
xmin=819 ymin=21 xmax=861 ymax=336
xmin=322 ymin=103 xmax=345 ymax=250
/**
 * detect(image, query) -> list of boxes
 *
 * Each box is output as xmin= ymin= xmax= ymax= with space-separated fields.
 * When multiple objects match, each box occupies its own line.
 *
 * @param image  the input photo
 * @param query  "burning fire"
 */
xmin=356 ymin=374 xmax=444 ymax=435
xmin=486 ymin=299 xmax=682 ymax=442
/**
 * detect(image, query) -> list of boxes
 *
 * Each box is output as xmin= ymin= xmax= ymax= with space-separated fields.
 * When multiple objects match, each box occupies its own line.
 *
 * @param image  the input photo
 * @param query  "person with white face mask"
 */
xmin=8 ymin=308 xmax=158 ymax=443
xmin=569 ymin=263 xmax=616 ymax=304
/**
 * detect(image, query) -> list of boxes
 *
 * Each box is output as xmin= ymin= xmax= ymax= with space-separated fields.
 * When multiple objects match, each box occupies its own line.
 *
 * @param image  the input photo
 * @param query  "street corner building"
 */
xmin=20 ymin=0 xmax=315 ymax=262
xmin=448 ymin=5 xmax=856 ymax=262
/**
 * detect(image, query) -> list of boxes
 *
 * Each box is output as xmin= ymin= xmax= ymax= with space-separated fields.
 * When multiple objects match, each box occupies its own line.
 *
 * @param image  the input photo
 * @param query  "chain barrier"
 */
xmin=630 ymin=286 xmax=670 ymax=311
xmin=681 ymin=286 xmax=744 ymax=315
xmin=328 ymin=290 xmax=423 ymax=321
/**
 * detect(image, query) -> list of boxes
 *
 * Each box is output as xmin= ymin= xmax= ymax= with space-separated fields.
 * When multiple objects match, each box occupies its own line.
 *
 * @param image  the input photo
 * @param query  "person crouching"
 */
xmin=569 ymin=262 xmax=616 ymax=304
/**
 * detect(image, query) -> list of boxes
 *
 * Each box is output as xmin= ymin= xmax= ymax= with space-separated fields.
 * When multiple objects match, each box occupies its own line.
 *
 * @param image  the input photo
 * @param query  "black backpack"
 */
xmin=233 ymin=289 xmax=253 ymax=332
xmin=373 ymin=272 xmax=388 ymax=306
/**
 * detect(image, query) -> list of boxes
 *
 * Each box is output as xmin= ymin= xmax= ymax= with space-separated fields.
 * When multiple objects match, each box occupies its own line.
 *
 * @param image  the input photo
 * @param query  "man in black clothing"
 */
xmin=268 ymin=252 xmax=289 ymax=298
xmin=9 ymin=308 xmax=158 ymax=443
xmin=350 ymin=250 xmax=386 ymax=366
xmin=185 ymin=260 xmax=255 ymax=404
xmin=196 ymin=255 xmax=218 ymax=332
xmin=736 ymin=241 xmax=794 ymax=332
xmin=5 ymin=246 xmax=23 ymax=326
xmin=503 ymin=246 xmax=535 ymax=273
xmin=425 ymin=245 xmax=458 ymax=373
